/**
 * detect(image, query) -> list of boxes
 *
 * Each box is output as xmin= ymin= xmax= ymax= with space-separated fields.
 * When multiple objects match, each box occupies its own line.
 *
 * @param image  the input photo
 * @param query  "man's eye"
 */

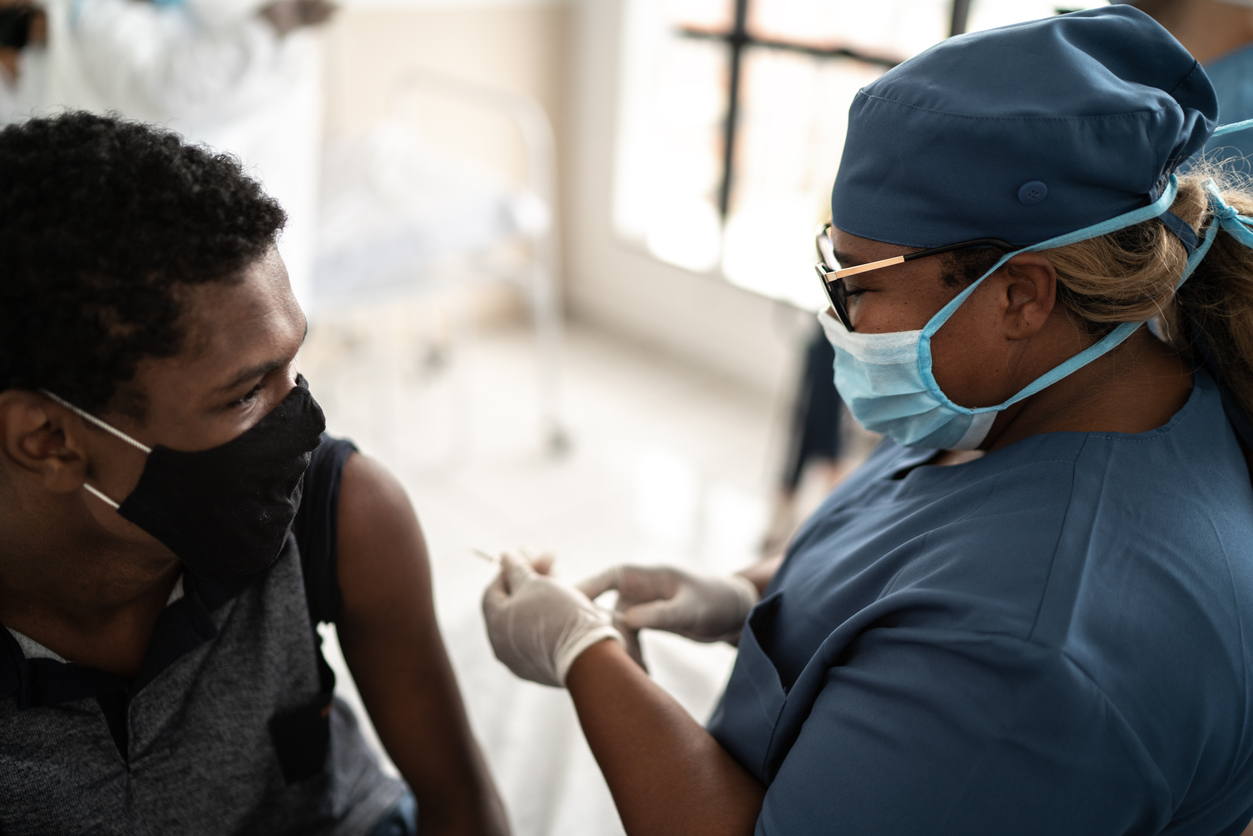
xmin=230 ymin=383 xmax=265 ymax=408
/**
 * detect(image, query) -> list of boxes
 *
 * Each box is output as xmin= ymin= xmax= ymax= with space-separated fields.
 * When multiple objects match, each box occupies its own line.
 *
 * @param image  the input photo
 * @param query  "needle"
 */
xmin=472 ymin=548 xmax=501 ymax=565
xmin=472 ymin=548 xmax=616 ymax=617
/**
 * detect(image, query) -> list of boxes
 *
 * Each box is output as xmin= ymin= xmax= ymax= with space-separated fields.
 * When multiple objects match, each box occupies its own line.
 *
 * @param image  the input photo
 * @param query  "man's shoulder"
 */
xmin=291 ymin=434 xmax=358 ymax=625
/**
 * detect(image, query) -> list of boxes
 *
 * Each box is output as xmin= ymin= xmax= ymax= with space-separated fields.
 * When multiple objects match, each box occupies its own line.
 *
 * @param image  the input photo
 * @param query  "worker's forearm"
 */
xmin=566 ymin=639 xmax=765 ymax=836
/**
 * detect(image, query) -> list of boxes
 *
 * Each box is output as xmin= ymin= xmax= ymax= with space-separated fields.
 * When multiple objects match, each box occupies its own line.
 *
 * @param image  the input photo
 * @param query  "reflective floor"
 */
xmin=300 ymin=305 xmax=790 ymax=835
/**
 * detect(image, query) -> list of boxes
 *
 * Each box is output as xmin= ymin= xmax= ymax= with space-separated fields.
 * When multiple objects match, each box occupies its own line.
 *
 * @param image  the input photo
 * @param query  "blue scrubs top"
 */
xmin=1204 ymin=44 xmax=1253 ymax=172
xmin=708 ymin=369 xmax=1253 ymax=835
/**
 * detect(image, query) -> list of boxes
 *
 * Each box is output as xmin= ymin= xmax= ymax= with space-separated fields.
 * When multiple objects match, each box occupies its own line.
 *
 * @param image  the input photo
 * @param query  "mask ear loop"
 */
xmin=39 ymin=390 xmax=152 ymax=509
xmin=39 ymin=391 xmax=152 ymax=454
xmin=1213 ymin=118 xmax=1253 ymax=139
xmin=81 ymin=483 xmax=121 ymax=510
xmin=916 ymin=176 xmax=1186 ymax=413
xmin=1192 ymin=181 xmax=1253 ymax=451
xmin=1205 ymin=179 xmax=1253 ymax=247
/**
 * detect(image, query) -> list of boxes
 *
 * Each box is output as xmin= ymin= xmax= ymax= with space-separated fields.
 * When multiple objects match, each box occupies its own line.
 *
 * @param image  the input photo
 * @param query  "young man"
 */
xmin=0 ymin=112 xmax=509 ymax=835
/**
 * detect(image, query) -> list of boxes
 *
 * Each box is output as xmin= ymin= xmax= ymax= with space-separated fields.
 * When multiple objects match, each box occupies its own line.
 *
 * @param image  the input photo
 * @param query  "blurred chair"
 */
xmin=312 ymin=66 xmax=568 ymax=455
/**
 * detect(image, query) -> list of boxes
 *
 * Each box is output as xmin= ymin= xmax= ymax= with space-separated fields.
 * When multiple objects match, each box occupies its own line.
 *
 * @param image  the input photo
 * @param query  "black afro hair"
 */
xmin=0 ymin=111 xmax=287 ymax=416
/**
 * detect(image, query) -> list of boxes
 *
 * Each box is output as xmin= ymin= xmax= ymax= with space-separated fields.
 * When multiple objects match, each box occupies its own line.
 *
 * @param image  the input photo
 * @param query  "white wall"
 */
xmin=561 ymin=0 xmax=804 ymax=397
xmin=323 ymin=0 xmax=805 ymax=396
xmin=322 ymin=1 xmax=570 ymax=189
xmin=341 ymin=0 xmax=558 ymax=7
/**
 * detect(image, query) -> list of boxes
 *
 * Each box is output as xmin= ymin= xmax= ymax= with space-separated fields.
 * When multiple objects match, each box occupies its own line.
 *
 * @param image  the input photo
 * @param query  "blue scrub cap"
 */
xmin=830 ymin=6 xmax=1218 ymax=249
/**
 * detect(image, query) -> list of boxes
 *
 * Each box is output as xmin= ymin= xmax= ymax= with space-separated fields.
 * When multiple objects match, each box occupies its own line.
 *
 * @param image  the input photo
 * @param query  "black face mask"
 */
xmin=45 ymin=376 xmax=326 ymax=578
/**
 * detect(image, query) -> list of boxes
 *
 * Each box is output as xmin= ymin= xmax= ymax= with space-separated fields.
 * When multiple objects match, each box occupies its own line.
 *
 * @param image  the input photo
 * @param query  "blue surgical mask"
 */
xmin=818 ymin=309 xmax=997 ymax=449
xmin=818 ymin=174 xmax=1224 ymax=451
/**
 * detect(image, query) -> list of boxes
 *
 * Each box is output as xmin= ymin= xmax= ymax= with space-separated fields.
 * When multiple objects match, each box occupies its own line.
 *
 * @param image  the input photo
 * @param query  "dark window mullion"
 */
xmin=676 ymin=0 xmax=963 ymax=224
xmin=717 ymin=0 xmax=751 ymax=219
xmin=949 ymin=0 xmax=971 ymax=37
xmin=678 ymin=27 xmax=902 ymax=67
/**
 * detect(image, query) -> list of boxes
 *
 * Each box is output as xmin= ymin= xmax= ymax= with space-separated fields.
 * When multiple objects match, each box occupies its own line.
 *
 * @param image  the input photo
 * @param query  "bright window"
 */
xmin=614 ymin=0 xmax=1107 ymax=309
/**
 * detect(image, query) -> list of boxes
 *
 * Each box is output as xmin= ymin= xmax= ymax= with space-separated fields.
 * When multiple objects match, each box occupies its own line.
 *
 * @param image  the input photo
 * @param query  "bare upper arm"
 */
xmin=335 ymin=452 xmax=435 ymax=636
xmin=334 ymin=452 xmax=508 ymax=832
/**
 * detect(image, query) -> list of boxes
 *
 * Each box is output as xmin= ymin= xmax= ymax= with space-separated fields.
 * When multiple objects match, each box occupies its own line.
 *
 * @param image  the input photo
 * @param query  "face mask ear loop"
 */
xmin=39 ymin=390 xmax=151 ymax=510
xmin=1001 ymin=206 xmax=1222 ymax=408
xmin=82 ymin=483 xmax=121 ymax=509
xmin=1205 ymin=179 xmax=1253 ymax=249
xmin=1213 ymin=118 xmax=1253 ymax=139
xmin=39 ymin=391 xmax=152 ymax=454
xmin=917 ymin=176 xmax=1185 ymax=414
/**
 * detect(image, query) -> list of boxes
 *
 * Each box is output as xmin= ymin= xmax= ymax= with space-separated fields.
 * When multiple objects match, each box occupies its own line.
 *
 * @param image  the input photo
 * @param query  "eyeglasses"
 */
xmin=814 ymin=222 xmax=1014 ymax=332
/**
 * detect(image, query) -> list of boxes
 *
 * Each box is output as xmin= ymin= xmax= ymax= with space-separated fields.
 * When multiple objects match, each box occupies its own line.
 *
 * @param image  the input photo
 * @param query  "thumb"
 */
xmin=499 ymin=551 xmax=534 ymax=594
xmin=483 ymin=571 xmax=508 ymax=611
xmin=622 ymin=598 xmax=682 ymax=631
xmin=482 ymin=570 xmax=510 ymax=616
xmin=577 ymin=566 xmax=622 ymax=602
xmin=517 ymin=546 xmax=555 ymax=575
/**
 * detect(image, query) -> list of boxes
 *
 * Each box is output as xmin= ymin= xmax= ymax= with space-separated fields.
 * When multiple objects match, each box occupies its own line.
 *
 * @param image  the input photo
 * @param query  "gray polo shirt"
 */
xmin=0 ymin=437 xmax=404 ymax=834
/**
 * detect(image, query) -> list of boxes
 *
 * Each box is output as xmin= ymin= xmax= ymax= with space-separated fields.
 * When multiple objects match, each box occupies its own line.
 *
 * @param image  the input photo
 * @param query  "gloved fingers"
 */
xmin=621 ymin=597 xmax=685 ymax=631
xmin=727 ymin=573 xmax=763 ymax=609
xmin=614 ymin=593 xmax=650 ymax=651
xmin=575 ymin=565 xmax=624 ymax=601
xmin=613 ymin=612 xmax=648 ymax=672
xmin=499 ymin=551 xmax=535 ymax=594
xmin=618 ymin=565 xmax=681 ymax=600
xmin=481 ymin=568 xmax=512 ymax=616
xmin=579 ymin=564 xmax=683 ymax=603
xmin=515 ymin=545 xmax=556 ymax=575
xmin=613 ymin=593 xmax=632 ymax=615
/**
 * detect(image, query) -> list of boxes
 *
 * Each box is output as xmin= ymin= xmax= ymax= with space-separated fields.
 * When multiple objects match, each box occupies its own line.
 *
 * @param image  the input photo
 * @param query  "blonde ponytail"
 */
xmin=1041 ymin=166 xmax=1253 ymax=425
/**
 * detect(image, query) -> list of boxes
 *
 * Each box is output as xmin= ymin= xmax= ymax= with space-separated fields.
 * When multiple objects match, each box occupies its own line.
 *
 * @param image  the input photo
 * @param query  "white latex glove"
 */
xmin=577 ymin=565 xmax=760 ymax=644
xmin=482 ymin=551 xmax=624 ymax=688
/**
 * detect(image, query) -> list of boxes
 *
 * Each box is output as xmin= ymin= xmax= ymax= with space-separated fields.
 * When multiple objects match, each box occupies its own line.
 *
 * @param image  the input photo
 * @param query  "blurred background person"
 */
xmin=1115 ymin=0 xmax=1253 ymax=171
xmin=0 ymin=1 xmax=45 ymax=124
xmin=759 ymin=331 xmax=849 ymax=555
xmin=39 ymin=0 xmax=334 ymax=306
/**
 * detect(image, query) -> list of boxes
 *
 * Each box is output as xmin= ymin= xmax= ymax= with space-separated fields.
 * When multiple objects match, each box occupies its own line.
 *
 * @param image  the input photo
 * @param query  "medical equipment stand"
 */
xmin=391 ymin=67 xmax=571 ymax=456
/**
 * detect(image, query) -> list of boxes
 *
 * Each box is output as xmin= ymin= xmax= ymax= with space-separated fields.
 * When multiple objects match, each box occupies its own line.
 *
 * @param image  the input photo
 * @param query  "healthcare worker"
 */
xmin=0 ymin=3 xmax=46 ymax=125
xmin=482 ymin=7 xmax=1253 ymax=835
xmin=39 ymin=0 xmax=331 ymax=307
xmin=1114 ymin=0 xmax=1253 ymax=171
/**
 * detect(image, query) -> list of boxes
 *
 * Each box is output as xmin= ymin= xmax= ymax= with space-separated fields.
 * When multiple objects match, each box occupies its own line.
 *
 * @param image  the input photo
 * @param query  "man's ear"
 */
xmin=998 ymin=252 xmax=1058 ymax=340
xmin=0 ymin=390 xmax=89 ymax=494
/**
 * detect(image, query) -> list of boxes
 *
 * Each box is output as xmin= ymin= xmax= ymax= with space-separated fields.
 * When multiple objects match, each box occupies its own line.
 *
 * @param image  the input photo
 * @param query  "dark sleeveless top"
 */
xmin=0 ymin=435 xmax=403 ymax=835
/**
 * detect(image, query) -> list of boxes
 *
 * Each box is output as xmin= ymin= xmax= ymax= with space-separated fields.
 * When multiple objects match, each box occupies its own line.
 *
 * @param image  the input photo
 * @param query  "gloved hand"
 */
xmin=577 ymin=565 xmax=760 ymax=644
xmin=482 ymin=550 xmax=624 ymax=688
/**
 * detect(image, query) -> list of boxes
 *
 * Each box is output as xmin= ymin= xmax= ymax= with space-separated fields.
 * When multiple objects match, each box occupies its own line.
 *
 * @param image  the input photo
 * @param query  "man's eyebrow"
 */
xmin=831 ymin=249 xmax=866 ymax=269
xmin=216 ymin=359 xmax=287 ymax=394
xmin=216 ymin=321 xmax=308 ymax=394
